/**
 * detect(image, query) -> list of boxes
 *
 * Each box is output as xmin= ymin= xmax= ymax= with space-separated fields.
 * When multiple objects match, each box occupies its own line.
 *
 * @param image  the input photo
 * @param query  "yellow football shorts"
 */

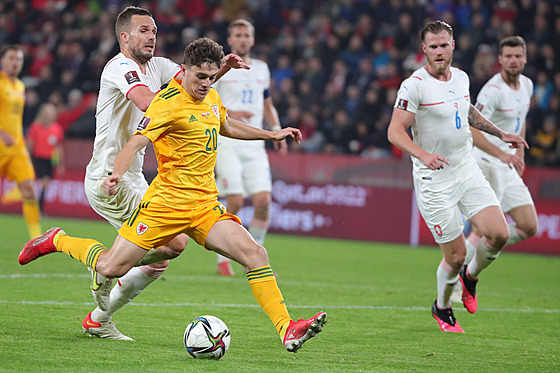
xmin=118 ymin=199 xmax=242 ymax=250
xmin=0 ymin=153 xmax=36 ymax=183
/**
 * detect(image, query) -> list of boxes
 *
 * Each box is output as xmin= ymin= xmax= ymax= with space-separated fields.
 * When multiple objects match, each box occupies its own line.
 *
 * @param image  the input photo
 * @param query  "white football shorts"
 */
xmin=476 ymin=159 xmax=534 ymax=213
xmin=84 ymin=173 xmax=149 ymax=229
xmin=215 ymin=145 xmax=272 ymax=196
xmin=414 ymin=161 xmax=500 ymax=244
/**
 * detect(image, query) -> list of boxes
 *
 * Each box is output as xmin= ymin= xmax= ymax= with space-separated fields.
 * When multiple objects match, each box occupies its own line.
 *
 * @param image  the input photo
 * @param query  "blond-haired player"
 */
xmin=0 ymin=45 xmax=42 ymax=239
xmin=388 ymin=21 xmax=528 ymax=333
xmin=213 ymin=19 xmax=287 ymax=276
xmin=20 ymin=37 xmax=326 ymax=353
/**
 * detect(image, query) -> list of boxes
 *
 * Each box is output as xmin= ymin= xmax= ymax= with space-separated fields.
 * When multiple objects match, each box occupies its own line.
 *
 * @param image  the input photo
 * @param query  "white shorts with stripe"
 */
xmin=84 ymin=173 xmax=149 ymax=230
xmin=414 ymin=160 xmax=500 ymax=244
xmin=215 ymin=145 xmax=271 ymax=197
xmin=476 ymin=158 xmax=534 ymax=213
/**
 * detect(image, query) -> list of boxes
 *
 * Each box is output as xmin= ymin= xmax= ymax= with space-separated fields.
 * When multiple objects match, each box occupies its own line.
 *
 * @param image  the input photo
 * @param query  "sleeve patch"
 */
xmin=396 ymin=98 xmax=408 ymax=110
xmin=137 ymin=116 xmax=151 ymax=131
xmin=125 ymin=71 xmax=141 ymax=85
xmin=475 ymin=103 xmax=484 ymax=111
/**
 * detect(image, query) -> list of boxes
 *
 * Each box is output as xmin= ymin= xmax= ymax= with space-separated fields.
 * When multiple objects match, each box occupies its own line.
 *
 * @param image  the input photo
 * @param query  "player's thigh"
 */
xmin=215 ymin=146 xmax=243 ymax=195
xmin=498 ymin=168 xmax=535 ymax=214
xmin=85 ymin=176 xmax=147 ymax=229
xmin=240 ymin=148 xmax=272 ymax=195
xmin=97 ymin=234 xmax=150 ymax=276
xmin=507 ymin=204 xmax=538 ymax=234
xmin=459 ymin=164 xmax=505 ymax=236
xmin=205 ymin=219 xmax=268 ymax=269
xmin=414 ymin=178 xmax=463 ymax=244
xmin=5 ymin=154 xmax=35 ymax=184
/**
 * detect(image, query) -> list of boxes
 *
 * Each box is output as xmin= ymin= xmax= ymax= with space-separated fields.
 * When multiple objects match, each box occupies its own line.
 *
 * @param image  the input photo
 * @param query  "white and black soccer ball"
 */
xmin=184 ymin=315 xmax=231 ymax=360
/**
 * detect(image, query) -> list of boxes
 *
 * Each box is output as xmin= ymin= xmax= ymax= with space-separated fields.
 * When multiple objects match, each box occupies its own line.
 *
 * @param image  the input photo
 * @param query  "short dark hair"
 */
xmin=115 ymin=6 xmax=153 ymax=38
xmin=421 ymin=20 xmax=454 ymax=42
xmin=183 ymin=37 xmax=224 ymax=68
xmin=499 ymin=36 xmax=526 ymax=54
xmin=0 ymin=44 xmax=22 ymax=59
xmin=228 ymin=19 xmax=254 ymax=36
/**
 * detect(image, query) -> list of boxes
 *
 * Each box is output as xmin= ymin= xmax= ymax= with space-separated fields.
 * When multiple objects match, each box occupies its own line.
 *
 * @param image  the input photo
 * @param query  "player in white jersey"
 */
xmin=213 ymin=19 xmax=287 ymax=276
xmin=387 ymin=21 xmax=528 ymax=333
xmin=81 ymin=6 xmax=248 ymax=340
xmin=465 ymin=36 xmax=537 ymax=263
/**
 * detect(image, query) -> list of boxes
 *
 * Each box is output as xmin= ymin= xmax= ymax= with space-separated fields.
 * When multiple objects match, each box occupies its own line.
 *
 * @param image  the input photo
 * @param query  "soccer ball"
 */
xmin=184 ymin=315 xmax=231 ymax=360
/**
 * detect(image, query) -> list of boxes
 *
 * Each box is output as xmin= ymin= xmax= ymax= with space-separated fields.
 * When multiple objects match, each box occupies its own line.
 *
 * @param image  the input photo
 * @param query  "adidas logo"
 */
xmin=188 ymin=115 xmax=198 ymax=122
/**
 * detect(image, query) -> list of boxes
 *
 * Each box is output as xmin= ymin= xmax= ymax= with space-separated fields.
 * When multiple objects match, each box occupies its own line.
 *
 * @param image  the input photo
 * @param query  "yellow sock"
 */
xmin=247 ymin=265 xmax=291 ymax=336
xmin=55 ymin=232 xmax=106 ymax=269
xmin=22 ymin=199 xmax=41 ymax=238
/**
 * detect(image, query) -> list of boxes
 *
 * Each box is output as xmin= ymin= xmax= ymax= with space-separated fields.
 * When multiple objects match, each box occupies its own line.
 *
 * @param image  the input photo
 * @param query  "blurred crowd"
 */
xmin=1 ymin=0 xmax=559 ymax=167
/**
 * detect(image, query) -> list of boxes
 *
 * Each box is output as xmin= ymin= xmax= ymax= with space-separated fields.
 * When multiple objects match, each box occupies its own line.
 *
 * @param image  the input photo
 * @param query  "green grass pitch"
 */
xmin=0 ymin=213 xmax=558 ymax=372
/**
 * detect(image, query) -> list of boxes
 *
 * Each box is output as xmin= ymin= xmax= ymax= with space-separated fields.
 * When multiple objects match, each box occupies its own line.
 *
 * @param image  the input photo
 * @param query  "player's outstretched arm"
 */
xmin=216 ymin=54 xmax=250 ymax=81
xmin=471 ymin=127 xmax=524 ymax=173
xmin=387 ymin=108 xmax=449 ymax=170
xmin=468 ymin=104 xmax=528 ymax=150
xmin=263 ymin=96 xmax=287 ymax=154
xmin=103 ymin=134 xmax=151 ymax=196
xmin=221 ymin=117 xmax=301 ymax=144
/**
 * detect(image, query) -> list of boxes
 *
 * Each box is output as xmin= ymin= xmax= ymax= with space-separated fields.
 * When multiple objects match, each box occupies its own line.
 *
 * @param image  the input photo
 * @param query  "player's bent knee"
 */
xmin=489 ymin=229 xmax=509 ymax=249
xmin=166 ymin=235 xmax=189 ymax=257
xmin=97 ymin=263 xmax=131 ymax=279
xmin=140 ymin=262 xmax=168 ymax=279
xmin=521 ymin=223 xmax=538 ymax=238
xmin=244 ymin=244 xmax=269 ymax=268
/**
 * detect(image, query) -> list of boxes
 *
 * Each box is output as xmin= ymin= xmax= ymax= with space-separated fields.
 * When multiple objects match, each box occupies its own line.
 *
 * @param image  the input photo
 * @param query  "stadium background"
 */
xmin=1 ymin=0 xmax=559 ymax=253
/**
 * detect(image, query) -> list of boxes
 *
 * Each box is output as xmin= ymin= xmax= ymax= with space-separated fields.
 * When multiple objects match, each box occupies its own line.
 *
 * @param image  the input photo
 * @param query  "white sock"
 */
xmin=464 ymin=233 xmax=480 ymax=264
xmin=467 ymin=238 xmax=501 ymax=280
xmin=506 ymin=224 xmax=528 ymax=246
xmin=248 ymin=225 xmax=267 ymax=246
xmin=436 ymin=259 xmax=459 ymax=309
xmin=91 ymin=267 xmax=161 ymax=322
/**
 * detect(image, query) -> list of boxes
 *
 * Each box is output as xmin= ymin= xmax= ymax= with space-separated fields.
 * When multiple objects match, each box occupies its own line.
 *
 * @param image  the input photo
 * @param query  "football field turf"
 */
xmin=1 ymin=213 xmax=558 ymax=372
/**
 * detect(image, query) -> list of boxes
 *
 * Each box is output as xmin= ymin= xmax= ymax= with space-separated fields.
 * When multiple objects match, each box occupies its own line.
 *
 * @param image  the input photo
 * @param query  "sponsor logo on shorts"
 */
xmin=137 ymin=116 xmax=151 ymax=130
xmin=396 ymin=98 xmax=408 ymax=110
xmin=124 ymin=70 xmax=141 ymax=84
xmin=434 ymin=225 xmax=443 ymax=237
xmin=201 ymin=112 xmax=210 ymax=117
xmin=137 ymin=222 xmax=149 ymax=235
xmin=188 ymin=114 xmax=198 ymax=122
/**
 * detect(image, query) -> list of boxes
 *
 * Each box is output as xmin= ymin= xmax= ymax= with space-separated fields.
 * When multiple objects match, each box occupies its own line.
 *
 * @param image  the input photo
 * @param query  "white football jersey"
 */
xmin=86 ymin=53 xmax=180 ymax=180
xmin=472 ymin=73 xmax=533 ymax=168
xmin=213 ymin=58 xmax=270 ymax=148
xmin=395 ymin=67 xmax=473 ymax=181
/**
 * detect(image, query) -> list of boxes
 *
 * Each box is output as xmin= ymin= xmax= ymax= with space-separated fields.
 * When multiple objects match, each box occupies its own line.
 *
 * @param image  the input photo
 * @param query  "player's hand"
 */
xmin=497 ymin=152 xmax=525 ymax=175
xmin=273 ymin=127 xmax=302 ymax=144
xmin=420 ymin=153 xmax=450 ymax=170
xmin=224 ymin=54 xmax=250 ymax=70
xmin=502 ymin=133 xmax=529 ymax=149
xmin=0 ymin=130 xmax=15 ymax=146
xmin=102 ymin=174 xmax=121 ymax=196
xmin=274 ymin=139 xmax=288 ymax=155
